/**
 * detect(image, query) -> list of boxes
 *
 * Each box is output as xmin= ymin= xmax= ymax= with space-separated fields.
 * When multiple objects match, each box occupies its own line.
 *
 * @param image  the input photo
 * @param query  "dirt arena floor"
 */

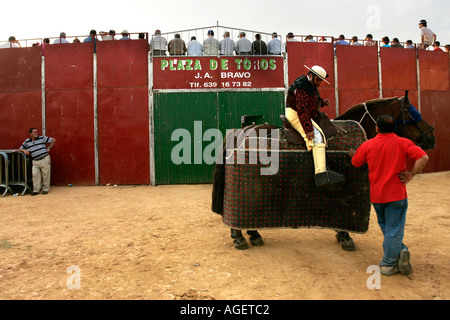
xmin=0 ymin=171 xmax=449 ymax=300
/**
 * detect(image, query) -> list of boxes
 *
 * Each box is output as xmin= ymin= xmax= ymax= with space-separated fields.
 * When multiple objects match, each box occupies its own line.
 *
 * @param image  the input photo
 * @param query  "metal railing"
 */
xmin=0 ymin=150 xmax=32 ymax=197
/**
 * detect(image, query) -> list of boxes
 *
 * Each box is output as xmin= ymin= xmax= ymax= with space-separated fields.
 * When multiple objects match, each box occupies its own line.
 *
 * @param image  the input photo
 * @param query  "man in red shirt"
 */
xmin=349 ymin=115 xmax=429 ymax=276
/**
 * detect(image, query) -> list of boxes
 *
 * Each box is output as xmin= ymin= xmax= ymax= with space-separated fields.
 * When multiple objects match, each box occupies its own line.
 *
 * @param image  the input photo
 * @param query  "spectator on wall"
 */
xmin=391 ymin=38 xmax=403 ymax=48
xmin=0 ymin=36 xmax=21 ymax=49
xmin=267 ymin=32 xmax=282 ymax=55
xmin=187 ymin=36 xmax=202 ymax=56
xmin=236 ymin=31 xmax=252 ymax=55
xmin=381 ymin=36 xmax=391 ymax=47
xmin=335 ymin=34 xmax=349 ymax=46
xmin=252 ymin=34 xmax=267 ymax=55
xmin=350 ymin=36 xmax=363 ymax=46
xmin=120 ymin=30 xmax=130 ymax=40
xmin=203 ymin=30 xmax=220 ymax=56
xmin=364 ymin=34 xmax=377 ymax=46
xmin=406 ymin=40 xmax=415 ymax=49
xmin=219 ymin=31 xmax=235 ymax=55
xmin=150 ymin=29 xmax=168 ymax=56
xmin=168 ymin=33 xmax=187 ymax=55
xmin=418 ymin=19 xmax=436 ymax=50
xmin=432 ymin=41 xmax=443 ymax=52
xmin=53 ymin=32 xmax=69 ymax=44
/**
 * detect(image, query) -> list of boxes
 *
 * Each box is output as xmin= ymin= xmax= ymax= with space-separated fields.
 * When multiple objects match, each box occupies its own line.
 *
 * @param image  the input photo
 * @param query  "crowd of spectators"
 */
xmin=1 ymin=19 xmax=448 ymax=55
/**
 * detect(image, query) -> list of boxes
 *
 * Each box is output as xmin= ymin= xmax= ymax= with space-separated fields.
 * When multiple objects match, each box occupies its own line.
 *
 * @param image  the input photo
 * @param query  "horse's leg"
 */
xmin=231 ymin=228 xmax=249 ymax=250
xmin=247 ymin=230 xmax=264 ymax=246
xmin=335 ymin=231 xmax=356 ymax=251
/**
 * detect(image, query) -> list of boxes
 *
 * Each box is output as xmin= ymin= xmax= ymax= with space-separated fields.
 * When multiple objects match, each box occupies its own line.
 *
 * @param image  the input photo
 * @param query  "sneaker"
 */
xmin=381 ymin=265 xmax=400 ymax=276
xmin=399 ymin=250 xmax=412 ymax=275
xmin=43 ymin=191 xmax=48 ymax=195
xmin=31 ymin=192 xmax=39 ymax=196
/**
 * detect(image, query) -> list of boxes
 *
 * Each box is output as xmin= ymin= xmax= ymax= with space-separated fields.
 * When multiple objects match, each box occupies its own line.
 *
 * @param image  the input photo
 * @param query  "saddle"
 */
xmin=280 ymin=111 xmax=339 ymax=145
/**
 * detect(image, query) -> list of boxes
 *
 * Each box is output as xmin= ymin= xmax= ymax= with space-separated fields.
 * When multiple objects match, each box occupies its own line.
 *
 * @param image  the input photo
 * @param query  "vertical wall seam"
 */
xmin=41 ymin=56 xmax=46 ymax=135
xmin=93 ymin=53 xmax=99 ymax=186
xmin=149 ymin=53 xmax=156 ymax=186
xmin=334 ymin=55 xmax=339 ymax=117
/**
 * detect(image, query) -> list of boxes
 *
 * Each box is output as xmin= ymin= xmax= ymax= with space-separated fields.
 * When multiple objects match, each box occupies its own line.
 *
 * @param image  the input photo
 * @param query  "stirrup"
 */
xmin=314 ymin=170 xmax=346 ymax=192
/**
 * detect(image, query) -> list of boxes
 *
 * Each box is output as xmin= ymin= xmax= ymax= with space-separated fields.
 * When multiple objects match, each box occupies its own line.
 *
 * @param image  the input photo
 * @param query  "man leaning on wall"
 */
xmin=19 ymin=128 xmax=56 ymax=196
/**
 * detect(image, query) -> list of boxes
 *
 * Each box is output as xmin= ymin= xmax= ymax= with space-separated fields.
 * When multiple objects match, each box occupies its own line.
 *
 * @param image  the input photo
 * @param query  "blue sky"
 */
xmin=2 ymin=0 xmax=450 ymax=46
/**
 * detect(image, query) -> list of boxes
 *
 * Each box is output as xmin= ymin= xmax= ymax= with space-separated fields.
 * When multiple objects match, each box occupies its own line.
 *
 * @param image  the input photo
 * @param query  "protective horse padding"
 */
xmin=222 ymin=120 xmax=371 ymax=233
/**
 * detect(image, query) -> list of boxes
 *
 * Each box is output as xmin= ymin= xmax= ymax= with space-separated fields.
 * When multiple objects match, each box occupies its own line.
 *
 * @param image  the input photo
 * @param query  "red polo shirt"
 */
xmin=351 ymin=133 xmax=427 ymax=203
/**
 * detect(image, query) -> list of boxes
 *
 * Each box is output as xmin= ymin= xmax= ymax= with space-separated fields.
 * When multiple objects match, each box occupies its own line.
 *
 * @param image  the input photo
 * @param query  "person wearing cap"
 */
xmin=219 ymin=31 xmax=235 ymax=55
xmin=53 ymin=32 xmax=69 ymax=44
xmin=285 ymin=65 xmax=345 ymax=191
xmin=0 ymin=36 xmax=21 ymax=49
xmin=418 ymin=19 xmax=436 ymax=49
xmin=364 ymin=34 xmax=377 ymax=47
xmin=150 ymin=29 xmax=168 ymax=56
xmin=203 ymin=30 xmax=219 ymax=56
xmin=119 ymin=30 xmax=130 ymax=40
xmin=267 ymin=32 xmax=281 ymax=55
xmin=235 ymin=31 xmax=252 ymax=55
xmin=252 ymin=34 xmax=267 ymax=55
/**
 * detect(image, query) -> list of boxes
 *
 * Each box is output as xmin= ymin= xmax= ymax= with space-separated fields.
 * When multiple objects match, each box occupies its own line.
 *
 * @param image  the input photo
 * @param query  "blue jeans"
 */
xmin=372 ymin=199 xmax=409 ymax=267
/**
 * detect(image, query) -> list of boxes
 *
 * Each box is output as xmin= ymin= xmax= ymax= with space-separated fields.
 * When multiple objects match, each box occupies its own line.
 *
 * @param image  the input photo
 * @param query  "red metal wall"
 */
xmin=336 ymin=45 xmax=380 ymax=114
xmin=0 ymin=47 xmax=42 ymax=149
xmin=45 ymin=43 xmax=96 ymax=185
xmin=418 ymin=51 xmax=450 ymax=172
xmin=380 ymin=47 xmax=419 ymax=107
xmin=286 ymin=42 xmax=336 ymax=118
xmin=96 ymin=40 xmax=150 ymax=185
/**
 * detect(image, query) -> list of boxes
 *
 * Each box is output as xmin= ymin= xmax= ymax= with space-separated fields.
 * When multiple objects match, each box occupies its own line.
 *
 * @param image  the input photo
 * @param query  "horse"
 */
xmin=211 ymin=92 xmax=436 ymax=251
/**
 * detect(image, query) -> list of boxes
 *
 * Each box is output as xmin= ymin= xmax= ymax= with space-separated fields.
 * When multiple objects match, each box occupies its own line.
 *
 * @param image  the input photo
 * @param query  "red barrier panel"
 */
xmin=97 ymin=41 xmax=150 ymax=185
xmin=45 ymin=44 xmax=95 ymax=185
xmin=0 ymin=47 xmax=42 ymax=149
xmin=286 ymin=42 xmax=336 ymax=117
xmin=419 ymin=50 xmax=450 ymax=91
xmin=420 ymin=90 xmax=450 ymax=172
xmin=336 ymin=45 xmax=380 ymax=114
xmin=380 ymin=47 xmax=418 ymax=107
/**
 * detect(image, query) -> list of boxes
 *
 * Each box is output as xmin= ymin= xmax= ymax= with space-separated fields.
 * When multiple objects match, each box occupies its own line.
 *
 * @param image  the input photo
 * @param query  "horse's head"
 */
xmin=395 ymin=94 xmax=436 ymax=150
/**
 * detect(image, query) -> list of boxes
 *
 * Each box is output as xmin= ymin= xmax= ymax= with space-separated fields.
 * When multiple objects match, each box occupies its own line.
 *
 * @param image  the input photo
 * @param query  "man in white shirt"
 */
xmin=267 ymin=32 xmax=282 ymax=55
xmin=187 ymin=36 xmax=202 ymax=56
xmin=219 ymin=31 xmax=235 ymax=55
xmin=418 ymin=19 xmax=436 ymax=49
xmin=235 ymin=32 xmax=252 ymax=55
xmin=150 ymin=29 xmax=168 ymax=56
xmin=0 ymin=36 xmax=21 ymax=49
xmin=53 ymin=32 xmax=69 ymax=44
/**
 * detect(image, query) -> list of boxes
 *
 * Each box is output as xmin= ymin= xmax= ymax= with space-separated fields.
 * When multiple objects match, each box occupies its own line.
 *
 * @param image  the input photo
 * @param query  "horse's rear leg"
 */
xmin=247 ymin=230 xmax=264 ymax=246
xmin=335 ymin=231 xmax=356 ymax=251
xmin=231 ymin=229 xmax=249 ymax=250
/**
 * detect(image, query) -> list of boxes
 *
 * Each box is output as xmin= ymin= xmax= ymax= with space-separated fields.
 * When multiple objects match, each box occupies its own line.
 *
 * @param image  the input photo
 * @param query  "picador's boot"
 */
xmin=312 ymin=143 xmax=346 ymax=192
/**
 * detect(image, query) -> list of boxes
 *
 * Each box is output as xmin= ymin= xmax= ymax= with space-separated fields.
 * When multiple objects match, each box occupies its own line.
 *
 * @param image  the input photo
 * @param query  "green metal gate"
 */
xmin=152 ymin=90 xmax=285 ymax=185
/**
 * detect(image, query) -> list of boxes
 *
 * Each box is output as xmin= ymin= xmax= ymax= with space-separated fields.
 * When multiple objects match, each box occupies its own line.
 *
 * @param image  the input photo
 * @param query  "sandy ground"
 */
xmin=0 ymin=171 xmax=449 ymax=300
